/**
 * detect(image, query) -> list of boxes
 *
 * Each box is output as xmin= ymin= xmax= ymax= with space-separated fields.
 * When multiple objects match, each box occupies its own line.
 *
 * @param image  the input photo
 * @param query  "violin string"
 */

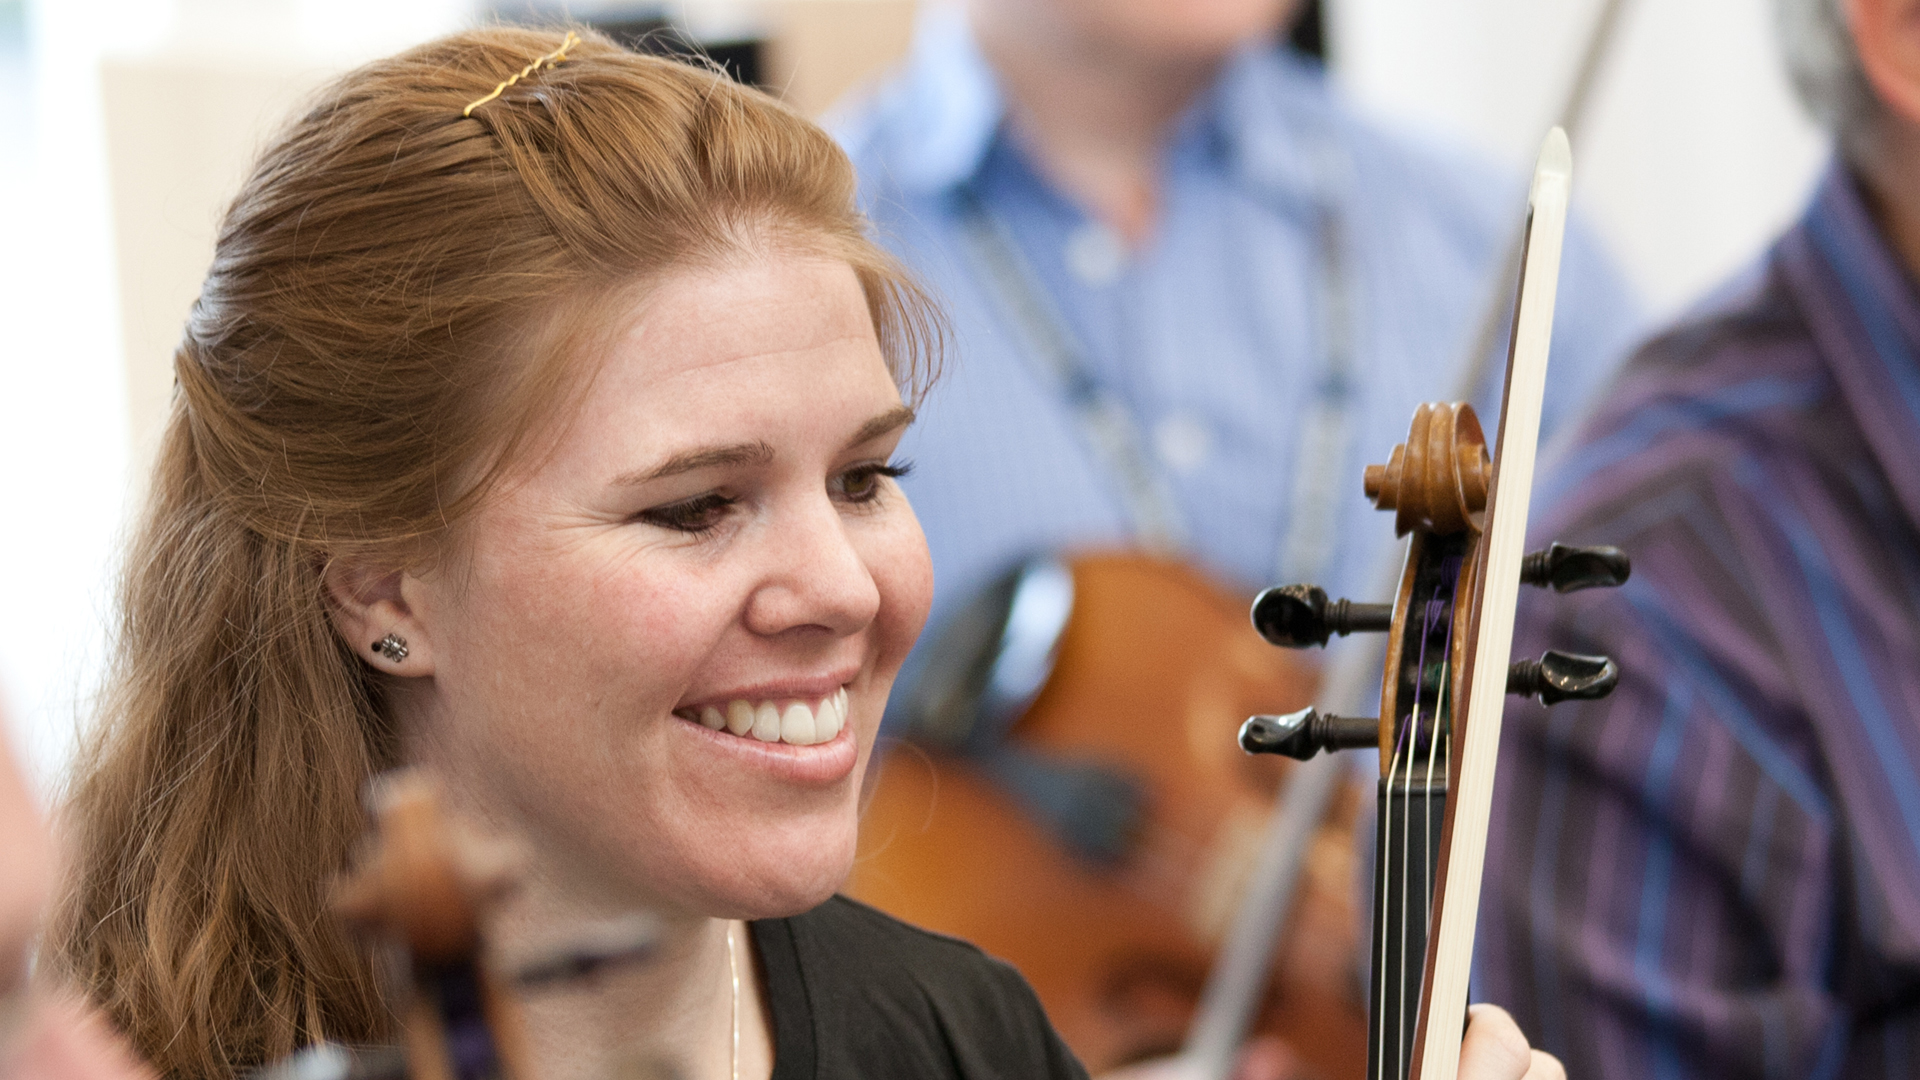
xmin=1424 ymin=570 xmax=1454 ymax=986
xmin=1415 ymin=625 xmax=1451 ymax=1046
xmin=1376 ymin=734 xmax=1400 ymax=1080
xmin=1398 ymin=693 xmax=1414 ymax=1080
xmin=1401 ymin=585 xmax=1434 ymax=1079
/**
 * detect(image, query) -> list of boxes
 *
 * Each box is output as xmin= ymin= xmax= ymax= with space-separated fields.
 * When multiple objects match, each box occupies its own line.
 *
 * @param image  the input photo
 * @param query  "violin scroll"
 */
xmin=1362 ymin=402 xmax=1490 ymax=537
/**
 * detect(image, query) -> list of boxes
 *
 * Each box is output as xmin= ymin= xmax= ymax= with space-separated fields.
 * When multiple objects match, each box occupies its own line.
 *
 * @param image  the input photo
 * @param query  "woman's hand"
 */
xmin=1461 ymin=1004 xmax=1564 ymax=1080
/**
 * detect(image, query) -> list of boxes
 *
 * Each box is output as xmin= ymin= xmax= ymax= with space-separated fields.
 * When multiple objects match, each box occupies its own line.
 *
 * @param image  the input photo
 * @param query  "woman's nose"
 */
xmin=742 ymin=496 xmax=881 ymax=639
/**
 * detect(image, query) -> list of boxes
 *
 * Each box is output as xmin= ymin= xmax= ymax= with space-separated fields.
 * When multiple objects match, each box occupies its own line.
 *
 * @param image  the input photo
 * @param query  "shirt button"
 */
xmin=1154 ymin=411 xmax=1213 ymax=474
xmin=1065 ymin=223 xmax=1126 ymax=285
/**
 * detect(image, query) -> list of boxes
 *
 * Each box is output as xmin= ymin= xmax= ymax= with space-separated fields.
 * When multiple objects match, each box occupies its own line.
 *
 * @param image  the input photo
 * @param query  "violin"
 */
xmin=1238 ymin=127 xmax=1627 ymax=1080
xmin=251 ymin=772 xmax=661 ymax=1080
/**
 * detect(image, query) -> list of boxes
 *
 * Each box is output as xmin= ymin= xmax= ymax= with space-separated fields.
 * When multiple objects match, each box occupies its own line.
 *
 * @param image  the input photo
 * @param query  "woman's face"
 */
xmin=392 ymin=251 xmax=931 ymax=921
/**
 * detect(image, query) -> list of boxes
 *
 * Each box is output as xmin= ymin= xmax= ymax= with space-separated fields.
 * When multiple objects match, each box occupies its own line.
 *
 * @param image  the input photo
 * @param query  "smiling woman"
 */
xmin=39 ymin=25 xmax=1087 ymax=1080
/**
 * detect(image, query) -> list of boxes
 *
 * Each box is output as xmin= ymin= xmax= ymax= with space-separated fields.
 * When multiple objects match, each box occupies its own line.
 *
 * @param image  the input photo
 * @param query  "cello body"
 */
xmin=849 ymin=553 xmax=1368 ymax=1075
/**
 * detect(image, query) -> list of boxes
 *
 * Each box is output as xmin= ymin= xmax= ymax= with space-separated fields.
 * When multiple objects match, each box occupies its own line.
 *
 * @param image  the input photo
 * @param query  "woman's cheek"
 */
xmin=870 ymin=507 xmax=934 ymax=671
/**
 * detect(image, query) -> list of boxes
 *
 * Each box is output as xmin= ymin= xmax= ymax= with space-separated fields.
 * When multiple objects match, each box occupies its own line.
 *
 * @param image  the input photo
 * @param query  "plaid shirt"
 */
xmin=1484 ymin=165 xmax=1920 ymax=1079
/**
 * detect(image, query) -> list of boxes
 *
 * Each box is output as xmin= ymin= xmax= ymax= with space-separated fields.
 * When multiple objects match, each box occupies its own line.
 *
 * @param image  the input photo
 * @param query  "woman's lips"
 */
xmin=674 ymin=692 xmax=859 ymax=785
xmin=674 ymin=687 xmax=848 ymax=747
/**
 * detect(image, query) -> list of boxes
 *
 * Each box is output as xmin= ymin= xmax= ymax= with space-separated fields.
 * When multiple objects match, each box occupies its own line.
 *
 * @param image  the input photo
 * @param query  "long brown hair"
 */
xmin=50 ymin=26 xmax=937 ymax=1079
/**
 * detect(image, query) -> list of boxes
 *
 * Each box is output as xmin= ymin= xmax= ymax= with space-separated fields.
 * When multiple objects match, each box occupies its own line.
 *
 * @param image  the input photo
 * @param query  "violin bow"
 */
xmin=1238 ymin=127 xmax=1629 ymax=1080
xmin=1182 ymin=2 xmax=1638 ymax=1065
xmin=1407 ymin=126 xmax=1569 ymax=1080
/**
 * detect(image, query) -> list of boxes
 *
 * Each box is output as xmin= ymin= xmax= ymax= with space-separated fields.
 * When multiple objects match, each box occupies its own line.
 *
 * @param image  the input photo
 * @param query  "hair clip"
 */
xmin=463 ymin=31 xmax=581 ymax=118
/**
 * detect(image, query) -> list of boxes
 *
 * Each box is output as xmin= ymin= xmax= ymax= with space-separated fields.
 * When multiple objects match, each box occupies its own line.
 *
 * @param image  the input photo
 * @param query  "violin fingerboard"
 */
xmin=1367 ymin=778 xmax=1446 ymax=1080
xmin=413 ymin=958 xmax=508 ymax=1080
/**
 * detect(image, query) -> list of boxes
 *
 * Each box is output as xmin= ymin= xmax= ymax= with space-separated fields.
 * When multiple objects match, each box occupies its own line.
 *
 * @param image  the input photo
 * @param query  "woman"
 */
xmin=48 ymin=26 xmax=1558 ymax=1080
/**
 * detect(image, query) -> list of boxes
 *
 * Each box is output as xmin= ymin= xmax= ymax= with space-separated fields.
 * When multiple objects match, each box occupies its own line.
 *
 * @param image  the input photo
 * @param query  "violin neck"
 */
xmin=1367 ymin=776 xmax=1447 ymax=1080
xmin=405 ymin=955 xmax=513 ymax=1080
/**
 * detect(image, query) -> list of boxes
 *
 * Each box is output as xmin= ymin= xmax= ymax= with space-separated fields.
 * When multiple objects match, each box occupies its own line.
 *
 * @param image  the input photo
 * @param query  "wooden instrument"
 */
xmin=331 ymin=773 xmax=533 ymax=1080
xmin=253 ymin=772 xmax=661 ymax=1080
xmin=849 ymin=553 xmax=1369 ymax=1075
xmin=1238 ymin=128 xmax=1628 ymax=1080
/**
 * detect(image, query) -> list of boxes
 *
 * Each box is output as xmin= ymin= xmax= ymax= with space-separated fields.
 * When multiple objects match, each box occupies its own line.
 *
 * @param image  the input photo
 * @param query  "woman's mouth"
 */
xmin=674 ymin=687 xmax=849 ymax=747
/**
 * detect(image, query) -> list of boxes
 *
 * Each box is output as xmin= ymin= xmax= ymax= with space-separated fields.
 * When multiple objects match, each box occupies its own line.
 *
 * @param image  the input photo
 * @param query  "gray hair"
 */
xmin=1773 ymin=0 xmax=1881 ymax=160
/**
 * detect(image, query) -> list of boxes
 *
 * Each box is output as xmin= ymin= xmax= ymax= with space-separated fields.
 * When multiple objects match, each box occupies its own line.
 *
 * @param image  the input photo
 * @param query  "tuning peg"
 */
xmin=1507 ymin=650 xmax=1618 ymax=705
xmin=1251 ymin=584 xmax=1394 ymax=648
xmin=1520 ymin=543 xmax=1630 ymax=592
xmin=1240 ymin=707 xmax=1378 ymax=759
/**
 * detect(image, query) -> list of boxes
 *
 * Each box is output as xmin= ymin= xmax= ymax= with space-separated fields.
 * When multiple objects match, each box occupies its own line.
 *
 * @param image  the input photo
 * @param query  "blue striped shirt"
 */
xmin=1485 ymin=165 xmax=1920 ymax=1079
xmin=831 ymin=10 xmax=1646 ymax=623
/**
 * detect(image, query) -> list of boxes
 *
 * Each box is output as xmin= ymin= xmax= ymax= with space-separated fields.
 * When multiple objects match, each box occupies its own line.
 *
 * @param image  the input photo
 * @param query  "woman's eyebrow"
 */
xmin=849 ymin=405 xmax=916 ymax=448
xmin=615 ymin=441 xmax=775 ymax=486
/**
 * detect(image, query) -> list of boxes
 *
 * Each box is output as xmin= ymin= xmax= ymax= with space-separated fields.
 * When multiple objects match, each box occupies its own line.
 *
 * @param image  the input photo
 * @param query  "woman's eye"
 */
xmin=835 ymin=461 xmax=913 ymax=504
xmin=635 ymin=493 xmax=737 ymax=534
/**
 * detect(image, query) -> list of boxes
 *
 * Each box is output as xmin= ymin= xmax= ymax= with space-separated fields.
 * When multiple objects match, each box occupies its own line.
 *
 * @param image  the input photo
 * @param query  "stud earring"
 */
xmin=372 ymin=633 xmax=409 ymax=663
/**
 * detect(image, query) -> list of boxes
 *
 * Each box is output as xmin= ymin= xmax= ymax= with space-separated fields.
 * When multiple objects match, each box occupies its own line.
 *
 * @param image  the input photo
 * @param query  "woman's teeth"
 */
xmin=689 ymin=688 xmax=848 ymax=747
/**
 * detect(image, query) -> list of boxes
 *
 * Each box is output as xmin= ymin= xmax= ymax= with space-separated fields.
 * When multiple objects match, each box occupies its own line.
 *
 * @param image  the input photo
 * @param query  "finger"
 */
xmin=1458 ymin=1003 xmax=1533 ymax=1080
xmin=1523 ymin=1049 xmax=1567 ymax=1080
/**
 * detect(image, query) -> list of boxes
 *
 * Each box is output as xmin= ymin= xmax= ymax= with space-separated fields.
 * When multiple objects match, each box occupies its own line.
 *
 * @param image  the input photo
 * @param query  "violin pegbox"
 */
xmin=1236 ymin=397 xmax=1628 ymax=1080
xmin=1240 ymin=402 xmax=1628 ymax=762
xmin=333 ymin=771 xmax=533 ymax=1080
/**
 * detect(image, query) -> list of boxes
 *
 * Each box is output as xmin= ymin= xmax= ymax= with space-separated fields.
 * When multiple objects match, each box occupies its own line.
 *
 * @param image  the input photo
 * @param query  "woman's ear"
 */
xmin=322 ymin=558 xmax=437 ymax=677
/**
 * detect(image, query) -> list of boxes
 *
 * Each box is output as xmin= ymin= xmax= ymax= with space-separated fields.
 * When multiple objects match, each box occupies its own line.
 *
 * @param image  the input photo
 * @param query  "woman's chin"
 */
xmin=708 ymin=861 xmax=851 ymax=920
xmin=672 ymin=820 xmax=859 ymax=920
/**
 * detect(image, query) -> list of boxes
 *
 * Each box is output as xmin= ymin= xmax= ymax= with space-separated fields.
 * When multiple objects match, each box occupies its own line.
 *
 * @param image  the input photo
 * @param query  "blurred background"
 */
xmin=0 ymin=0 xmax=1824 ymax=799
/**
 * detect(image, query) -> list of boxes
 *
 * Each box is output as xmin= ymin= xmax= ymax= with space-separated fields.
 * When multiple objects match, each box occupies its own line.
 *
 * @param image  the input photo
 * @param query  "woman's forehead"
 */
xmin=536 ymin=255 xmax=898 ymax=469
xmin=615 ymin=254 xmax=875 ymax=373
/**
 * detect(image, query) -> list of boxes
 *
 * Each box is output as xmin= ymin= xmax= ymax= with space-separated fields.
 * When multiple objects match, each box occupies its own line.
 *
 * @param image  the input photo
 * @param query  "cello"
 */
xmin=1238 ymin=127 xmax=1627 ymax=1080
xmin=850 ymin=554 xmax=1368 ymax=1073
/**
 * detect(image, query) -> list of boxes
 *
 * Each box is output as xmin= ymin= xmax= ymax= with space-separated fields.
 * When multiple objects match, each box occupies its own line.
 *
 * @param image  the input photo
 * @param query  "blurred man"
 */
xmin=1483 ymin=0 xmax=1920 ymax=1075
xmin=833 ymin=0 xmax=1644 ymax=628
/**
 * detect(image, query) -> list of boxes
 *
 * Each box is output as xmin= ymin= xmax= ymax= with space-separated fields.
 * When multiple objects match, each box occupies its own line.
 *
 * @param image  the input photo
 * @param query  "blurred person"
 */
xmin=44 ymin=25 xmax=1559 ymax=1080
xmin=832 ymin=0 xmax=1646 ymax=631
xmin=1482 ymin=0 xmax=1920 ymax=1075
xmin=0 ymin=710 xmax=151 ymax=1080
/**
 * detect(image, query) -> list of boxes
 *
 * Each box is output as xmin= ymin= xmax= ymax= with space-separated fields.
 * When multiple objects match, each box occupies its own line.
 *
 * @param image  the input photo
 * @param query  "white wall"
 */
xmin=1332 ymin=0 xmax=1830 ymax=318
xmin=0 ymin=0 xmax=156 ymax=801
xmin=0 ymin=0 xmax=471 ymax=801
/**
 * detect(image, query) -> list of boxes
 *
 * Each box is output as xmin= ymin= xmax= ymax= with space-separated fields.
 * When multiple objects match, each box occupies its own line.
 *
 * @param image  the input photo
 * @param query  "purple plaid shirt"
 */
xmin=1482 ymin=166 xmax=1920 ymax=1079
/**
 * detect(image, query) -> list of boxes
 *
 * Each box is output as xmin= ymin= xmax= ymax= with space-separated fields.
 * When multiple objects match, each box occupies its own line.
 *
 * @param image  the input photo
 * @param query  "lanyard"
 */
xmin=953 ymin=136 xmax=1356 ymax=585
xmin=955 ymin=191 xmax=1190 ymax=553
xmin=1274 ymin=138 xmax=1356 ymax=585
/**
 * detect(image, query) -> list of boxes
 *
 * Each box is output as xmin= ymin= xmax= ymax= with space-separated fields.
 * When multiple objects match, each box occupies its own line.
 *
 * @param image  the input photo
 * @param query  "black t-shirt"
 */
xmin=751 ymin=896 xmax=1090 ymax=1080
